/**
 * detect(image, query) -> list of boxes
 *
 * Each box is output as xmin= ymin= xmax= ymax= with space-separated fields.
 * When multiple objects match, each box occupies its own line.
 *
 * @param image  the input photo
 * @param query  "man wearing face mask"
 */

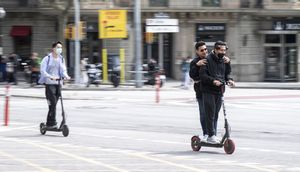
xmin=189 ymin=41 xmax=231 ymax=142
xmin=39 ymin=41 xmax=71 ymax=128
xmin=199 ymin=41 xmax=235 ymax=144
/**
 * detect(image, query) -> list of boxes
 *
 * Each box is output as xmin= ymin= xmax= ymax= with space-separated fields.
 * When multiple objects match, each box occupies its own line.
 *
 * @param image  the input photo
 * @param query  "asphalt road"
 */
xmin=0 ymin=88 xmax=299 ymax=172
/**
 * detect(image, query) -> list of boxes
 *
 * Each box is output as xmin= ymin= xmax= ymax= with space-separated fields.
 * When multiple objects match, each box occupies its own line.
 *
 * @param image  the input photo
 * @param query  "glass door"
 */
xmin=284 ymin=47 xmax=297 ymax=80
xmin=283 ymin=34 xmax=297 ymax=81
xmin=264 ymin=34 xmax=298 ymax=82
xmin=265 ymin=47 xmax=281 ymax=79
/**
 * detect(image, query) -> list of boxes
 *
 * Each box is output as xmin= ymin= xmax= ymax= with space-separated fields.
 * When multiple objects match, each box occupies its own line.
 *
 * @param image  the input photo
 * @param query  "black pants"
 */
xmin=7 ymin=72 xmax=17 ymax=85
xmin=31 ymin=71 xmax=40 ymax=85
xmin=45 ymin=85 xmax=60 ymax=126
xmin=202 ymin=92 xmax=222 ymax=137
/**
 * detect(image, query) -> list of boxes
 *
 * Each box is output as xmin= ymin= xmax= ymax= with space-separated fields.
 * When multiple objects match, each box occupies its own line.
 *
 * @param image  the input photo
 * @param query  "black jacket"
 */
xmin=189 ymin=56 xmax=203 ymax=98
xmin=199 ymin=52 xmax=233 ymax=95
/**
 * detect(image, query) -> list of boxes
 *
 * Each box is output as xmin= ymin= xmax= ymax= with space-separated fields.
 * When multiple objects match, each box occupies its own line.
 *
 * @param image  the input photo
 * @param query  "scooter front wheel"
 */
xmin=62 ymin=125 xmax=69 ymax=137
xmin=224 ymin=138 xmax=235 ymax=154
xmin=191 ymin=136 xmax=201 ymax=151
xmin=40 ymin=123 xmax=46 ymax=135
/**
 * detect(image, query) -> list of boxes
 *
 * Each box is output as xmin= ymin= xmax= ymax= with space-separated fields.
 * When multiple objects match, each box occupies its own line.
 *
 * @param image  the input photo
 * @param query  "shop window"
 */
xmin=265 ymin=34 xmax=280 ymax=43
xmin=273 ymin=0 xmax=288 ymax=2
xmin=202 ymin=0 xmax=220 ymax=7
xmin=149 ymin=0 xmax=168 ymax=7
xmin=113 ymin=0 xmax=132 ymax=7
xmin=285 ymin=34 xmax=296 ymax=43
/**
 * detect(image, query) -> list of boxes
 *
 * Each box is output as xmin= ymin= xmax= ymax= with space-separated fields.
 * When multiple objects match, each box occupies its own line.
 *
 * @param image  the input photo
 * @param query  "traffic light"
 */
xmin=145 ymin=32 xmax=153 ymax=44
xmin=79 ymin=21 xmax=87 ymax=40
xmin=64 ymin=22 xmax=86 ymax=40
xmin=64 ymin=24 xmax=73 ymax=39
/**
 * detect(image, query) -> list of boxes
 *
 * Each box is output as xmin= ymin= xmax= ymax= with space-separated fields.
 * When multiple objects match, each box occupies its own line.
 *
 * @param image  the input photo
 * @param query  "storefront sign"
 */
xmin=146 ymin=19 xmax=178 ymax=26
xmin=146 ymin=26 xmax=179 ymax=33
xmin=286 ymin=23 xmax=300 ymax=30
xmin=196 ymin=23 xmax=226 ymax=32
xmin=146 ymin=18 xmax=179 ymax=33
xmin=273 ymin=20 xmax=300 ymax=31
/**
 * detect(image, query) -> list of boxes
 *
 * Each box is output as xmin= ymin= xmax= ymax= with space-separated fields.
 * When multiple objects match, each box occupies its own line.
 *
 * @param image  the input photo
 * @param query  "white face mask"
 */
xmin=56 ymin=48 xmax=62 ymax=55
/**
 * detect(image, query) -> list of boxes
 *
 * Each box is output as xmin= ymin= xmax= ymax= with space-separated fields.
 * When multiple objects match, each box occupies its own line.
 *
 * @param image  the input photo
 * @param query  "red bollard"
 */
xmin=155 ymin=74 xmax=160 ymax=103
xmin=4 ymin=85 xmax=10 ymax=126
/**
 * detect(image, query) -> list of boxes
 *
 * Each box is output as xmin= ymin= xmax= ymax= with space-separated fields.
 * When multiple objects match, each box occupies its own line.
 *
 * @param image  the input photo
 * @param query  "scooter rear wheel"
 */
xmin=62 ymin=125 xmax=69 ymax=137
xmin=191 ymin=136 xmax=201 ymax=151
xmin=40 ymin=123 xmax=46 ymax=135
xmin=224 ymin=139 xmax=235 ymax=154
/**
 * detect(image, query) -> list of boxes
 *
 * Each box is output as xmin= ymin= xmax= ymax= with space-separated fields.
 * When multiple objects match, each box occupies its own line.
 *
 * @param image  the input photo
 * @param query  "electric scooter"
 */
xmin=191 ymin=83 xmax=235 ymax=154
xmin=40 ymin=79 xmax=69 ymax=137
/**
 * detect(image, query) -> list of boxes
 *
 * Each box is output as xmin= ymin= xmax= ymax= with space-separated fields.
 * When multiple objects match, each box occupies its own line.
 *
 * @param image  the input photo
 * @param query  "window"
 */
xmin=265 ymin=34 xmax=280 ymax=43
xmin=202 ymin=0 xmax=221 ymax=7
xmin=273 ymin=0 xmax=288 ymax=2
xmin=285 ymin=34 xmax=296 ymax=43
xmin=19 ymin=0 xmax=28 ymax=7
xmin=113 ymin=0 xmax=132 ymax=7
xmin=149 ymin=0 xmax=168 ymax=7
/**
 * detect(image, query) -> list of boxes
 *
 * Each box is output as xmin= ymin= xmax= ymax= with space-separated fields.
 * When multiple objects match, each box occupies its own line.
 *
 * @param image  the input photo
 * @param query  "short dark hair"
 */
xmin=195 ymin=41 xmax=206 ymax=50
xmin=214 ymin=41 xmax=228 ymax=50
xmin=52 ymin=41 xmax=62 ymax=48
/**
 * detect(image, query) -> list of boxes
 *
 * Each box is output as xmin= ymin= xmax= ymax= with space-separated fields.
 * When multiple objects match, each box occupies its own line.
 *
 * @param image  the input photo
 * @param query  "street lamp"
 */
xmin=0 ymin=7 xmax=6 ymax=56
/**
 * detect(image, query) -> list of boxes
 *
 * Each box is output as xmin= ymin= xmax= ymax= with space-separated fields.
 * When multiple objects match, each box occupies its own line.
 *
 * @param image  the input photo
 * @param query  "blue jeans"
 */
xmin=197 ymin=96 xmax=207 ymax=136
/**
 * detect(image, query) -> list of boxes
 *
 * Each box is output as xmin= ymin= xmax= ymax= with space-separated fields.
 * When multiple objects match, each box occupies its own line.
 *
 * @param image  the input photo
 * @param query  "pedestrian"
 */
xmin=199 ymin=41 xmax=235 ymax=144
xmin=181 ymin=56 xmax=192 ymax=89
xmin=0 ymin=55 xmax=7 ymax=82
xmin=80 ymin=57 xmax=88 ymax=84
xmin=38 ymin=41 xmax=71 ymax=128
xmin=6 ymin=53 xmax=18 ymax=85
xmin=29 ymin=52 xmax=41 ymax=86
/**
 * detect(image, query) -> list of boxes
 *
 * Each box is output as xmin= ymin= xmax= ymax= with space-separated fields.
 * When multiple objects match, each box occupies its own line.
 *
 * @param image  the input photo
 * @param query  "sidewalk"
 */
xmin=1 ymin=80 xmax=300 ymax=100
xmin=2 ymin=80 xmax=300 ymax=91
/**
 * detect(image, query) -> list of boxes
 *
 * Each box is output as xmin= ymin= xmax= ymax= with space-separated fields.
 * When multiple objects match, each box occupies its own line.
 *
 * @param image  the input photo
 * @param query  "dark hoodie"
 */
xmin=189 ymin=55 xmax=204 ymax=98
xmin=199 ymin=51 xmax=233 ymax=95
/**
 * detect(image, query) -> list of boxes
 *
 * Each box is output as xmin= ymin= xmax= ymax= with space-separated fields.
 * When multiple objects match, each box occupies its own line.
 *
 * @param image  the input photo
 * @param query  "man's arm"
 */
xmin=189 ymin=58 xmax=207 ymax=81
xmin=40 ymin=56 xmax=51 ymax=78
xmin=199 ymin=63 xmax=215 ymax=86
xmin=225 ymin=63 xmax=235 ymax=87
xmin=60 ymin=57 xmax=70 ymax=80
xmin=189 ymin=60 xmax=200 ymax=81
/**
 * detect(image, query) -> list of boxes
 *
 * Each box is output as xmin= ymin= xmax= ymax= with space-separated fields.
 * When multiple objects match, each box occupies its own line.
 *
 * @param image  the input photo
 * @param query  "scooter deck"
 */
xmin=199 ymin=141 xmax=223 ymax=148
xmin=44 ymin=127 xmax=63 ymax=132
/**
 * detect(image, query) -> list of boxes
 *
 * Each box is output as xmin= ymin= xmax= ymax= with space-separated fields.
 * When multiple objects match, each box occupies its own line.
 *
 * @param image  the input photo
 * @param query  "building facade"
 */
xmin=1 ymin=0 xmax=300 ymax=82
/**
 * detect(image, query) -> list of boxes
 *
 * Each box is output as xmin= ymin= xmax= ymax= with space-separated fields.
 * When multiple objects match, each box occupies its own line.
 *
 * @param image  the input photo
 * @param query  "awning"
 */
xmin=10 ymin=26 xmax=31 ymax=37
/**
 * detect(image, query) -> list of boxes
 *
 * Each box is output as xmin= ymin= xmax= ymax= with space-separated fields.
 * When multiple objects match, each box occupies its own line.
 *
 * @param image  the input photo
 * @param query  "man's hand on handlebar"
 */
xmin=50 ymin=76 xmax=60 ymax=80
xmin=50 ymin=76 xmax=71 ymax=81
xmin=213 ymin=80 xmax=223 ymax=86
xmin=227 ymin=80 xmax=235 ymax=88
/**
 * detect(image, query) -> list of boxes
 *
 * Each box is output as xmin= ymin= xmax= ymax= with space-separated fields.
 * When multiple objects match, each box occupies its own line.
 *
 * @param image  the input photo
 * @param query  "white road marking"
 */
xmin=0 ymin=137 xmax=129 ymax=172
xmin=0 ymin=125 xmax=37 ymax=132
xmin=0 ymin=150 xmax=55 ymax=172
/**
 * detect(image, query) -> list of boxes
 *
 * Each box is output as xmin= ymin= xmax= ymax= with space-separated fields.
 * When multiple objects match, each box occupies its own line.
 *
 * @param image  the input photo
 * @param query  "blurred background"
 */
xmin=0 ymin=0 xmax=300 ymax=84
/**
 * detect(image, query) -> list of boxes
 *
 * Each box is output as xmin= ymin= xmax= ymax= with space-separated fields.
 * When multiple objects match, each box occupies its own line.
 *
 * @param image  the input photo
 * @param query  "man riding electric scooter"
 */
xmin=38 ymin=41 xmax=71 ymax=136
xmin=191 ymin=41 xmax=236 ymax=154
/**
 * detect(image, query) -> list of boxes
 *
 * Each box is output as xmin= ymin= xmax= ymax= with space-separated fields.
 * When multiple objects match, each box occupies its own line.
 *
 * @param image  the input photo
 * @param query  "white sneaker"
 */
xmin=202 ymin=135 xmax=208 ymax=142
xmin=207 ymin=135 xmax=220 ymax=144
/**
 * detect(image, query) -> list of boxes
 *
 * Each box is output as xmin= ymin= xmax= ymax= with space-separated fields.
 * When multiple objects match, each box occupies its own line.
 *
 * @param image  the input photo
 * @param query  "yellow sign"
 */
xmin=99 ymin=10 xmax=127 ymax=39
